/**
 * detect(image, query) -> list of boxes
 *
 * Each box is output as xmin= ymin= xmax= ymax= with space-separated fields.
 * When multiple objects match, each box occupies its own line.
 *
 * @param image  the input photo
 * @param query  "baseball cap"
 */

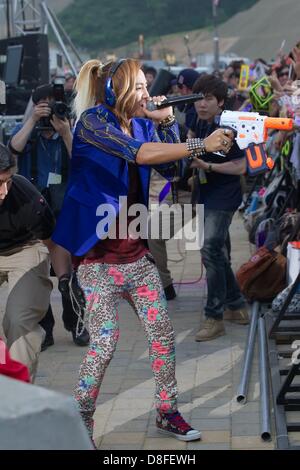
xmin=177 ymin=68 xmax=200 ymax=90
xmin=32 ymin=84 xmax=53 ymax=104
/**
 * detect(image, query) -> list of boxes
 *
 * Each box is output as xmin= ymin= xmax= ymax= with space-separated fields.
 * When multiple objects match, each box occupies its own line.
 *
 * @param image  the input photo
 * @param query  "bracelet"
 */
xmin=159 ymin=115 xmax=176 ymax=128
xmin=186 ymin=138 xmax=206 ymax=159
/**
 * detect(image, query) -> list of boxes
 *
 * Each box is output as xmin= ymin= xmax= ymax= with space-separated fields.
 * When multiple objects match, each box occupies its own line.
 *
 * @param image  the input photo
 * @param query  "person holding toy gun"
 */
xmin=188 ymin=74 xmax=249 ymax=342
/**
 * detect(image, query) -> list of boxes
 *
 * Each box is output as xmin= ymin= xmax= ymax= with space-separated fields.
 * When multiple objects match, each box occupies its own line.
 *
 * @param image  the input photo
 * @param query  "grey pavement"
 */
xmin=0 ymin=214 xmax=276 ymax=450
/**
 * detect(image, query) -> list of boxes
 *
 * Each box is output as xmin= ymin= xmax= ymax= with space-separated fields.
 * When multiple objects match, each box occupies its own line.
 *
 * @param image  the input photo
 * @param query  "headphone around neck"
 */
xmin=104 ymin=59 xmax=126 ymax=107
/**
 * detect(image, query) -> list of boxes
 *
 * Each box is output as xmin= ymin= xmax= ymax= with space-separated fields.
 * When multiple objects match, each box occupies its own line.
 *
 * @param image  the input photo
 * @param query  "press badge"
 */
xmin=47 ymin=172 xmax=62 ymax=186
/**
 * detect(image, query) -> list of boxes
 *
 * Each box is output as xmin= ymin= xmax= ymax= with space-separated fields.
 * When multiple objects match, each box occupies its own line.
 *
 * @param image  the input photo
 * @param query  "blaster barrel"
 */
xmin=263 ymin=117 xmax=293 ymax=141
xmin=264 ymin=117 xmax=293 ymax=131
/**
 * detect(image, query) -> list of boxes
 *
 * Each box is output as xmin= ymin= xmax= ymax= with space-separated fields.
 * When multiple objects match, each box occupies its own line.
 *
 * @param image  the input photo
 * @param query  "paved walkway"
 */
xmin=0 ymin=214 xmax=275 ymax=450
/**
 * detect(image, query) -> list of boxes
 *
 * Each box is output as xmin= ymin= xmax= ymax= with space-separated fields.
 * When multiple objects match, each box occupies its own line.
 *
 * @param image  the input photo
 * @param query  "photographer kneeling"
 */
xmin=9 ymin=84 xmax=89 ymax=349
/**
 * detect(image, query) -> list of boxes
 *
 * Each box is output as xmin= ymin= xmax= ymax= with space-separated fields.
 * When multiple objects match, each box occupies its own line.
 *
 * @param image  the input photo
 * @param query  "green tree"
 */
xmin=59 ymin=0 xmax=259 ymax=54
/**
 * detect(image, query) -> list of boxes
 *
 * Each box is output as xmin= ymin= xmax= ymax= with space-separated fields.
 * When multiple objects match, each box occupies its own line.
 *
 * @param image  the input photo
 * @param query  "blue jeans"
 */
xmin=201 ymin=209 xmax=246 ymax=320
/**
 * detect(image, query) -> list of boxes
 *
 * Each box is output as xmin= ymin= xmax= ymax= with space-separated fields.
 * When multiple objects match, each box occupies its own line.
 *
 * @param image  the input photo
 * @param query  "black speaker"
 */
xmin=5 ymin=87 xmax=32 ymax=115
xmin=149 ymin=69 xmax=176 ymax=97
xmin=0 ymin=34 xmax=49 ymax=89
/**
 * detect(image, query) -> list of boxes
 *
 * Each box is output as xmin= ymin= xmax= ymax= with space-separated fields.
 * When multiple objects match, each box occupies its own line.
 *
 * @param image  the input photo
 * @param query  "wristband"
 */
xmin=186 ymin=138 xmax=206 ymax=159
xmin=159 ymin=115 xmax=176 ymax=128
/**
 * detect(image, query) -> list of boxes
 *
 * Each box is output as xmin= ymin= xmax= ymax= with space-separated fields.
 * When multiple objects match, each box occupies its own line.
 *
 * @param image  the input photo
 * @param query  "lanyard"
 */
xmin=40 ymin=135 xmax=60 ymax=174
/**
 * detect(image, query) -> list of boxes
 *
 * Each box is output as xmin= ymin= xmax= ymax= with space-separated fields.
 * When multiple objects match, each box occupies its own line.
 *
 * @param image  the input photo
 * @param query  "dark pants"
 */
xmin=39 ymin=294 xmax=77 ymax=336
xmin=201 ymin=209 xmax=245 ymax=319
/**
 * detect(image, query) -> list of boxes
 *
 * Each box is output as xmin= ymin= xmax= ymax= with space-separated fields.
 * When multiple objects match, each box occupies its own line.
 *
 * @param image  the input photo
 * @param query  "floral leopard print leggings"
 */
xmin=74 ymin=255 xmax=178 ymax=436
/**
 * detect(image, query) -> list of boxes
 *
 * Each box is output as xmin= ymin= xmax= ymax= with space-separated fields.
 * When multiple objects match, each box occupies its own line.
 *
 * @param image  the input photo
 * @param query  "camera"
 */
xmin=50 ymin=78 xmax=69 ymax=119
xmin=34 ymin=78 xmax=70 ymax=130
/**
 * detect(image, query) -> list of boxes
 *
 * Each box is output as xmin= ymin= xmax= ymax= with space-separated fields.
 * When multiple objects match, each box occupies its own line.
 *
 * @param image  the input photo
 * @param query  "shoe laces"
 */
xmin=163 ymin=411 xmax=191 ymax=432
xmin=204 ymin=317 xmax=216 ymax=328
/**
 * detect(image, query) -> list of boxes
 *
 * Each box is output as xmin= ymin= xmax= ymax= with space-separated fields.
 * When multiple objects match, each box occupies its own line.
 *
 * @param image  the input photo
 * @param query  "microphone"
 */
xmin=146 ymin=93 xmax=204 ymax=112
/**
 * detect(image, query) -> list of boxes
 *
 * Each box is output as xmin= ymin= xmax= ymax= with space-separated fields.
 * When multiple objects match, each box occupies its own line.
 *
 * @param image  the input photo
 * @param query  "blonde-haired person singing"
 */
xmin=52 ymin=58 xmax=233 ymax=443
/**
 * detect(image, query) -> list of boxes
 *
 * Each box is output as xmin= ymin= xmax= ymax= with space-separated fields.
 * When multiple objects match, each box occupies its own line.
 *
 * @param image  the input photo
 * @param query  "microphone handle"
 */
xmin=146 ymin=93 xmax=203 ymax=112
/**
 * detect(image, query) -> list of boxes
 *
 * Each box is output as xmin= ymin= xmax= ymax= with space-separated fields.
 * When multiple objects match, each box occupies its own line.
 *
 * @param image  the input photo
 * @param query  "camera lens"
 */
xmin=53 ymin=102 xmax=68 ymax=120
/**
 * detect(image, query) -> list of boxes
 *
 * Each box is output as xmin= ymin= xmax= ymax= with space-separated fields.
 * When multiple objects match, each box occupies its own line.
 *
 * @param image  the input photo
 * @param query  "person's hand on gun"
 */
xmin=187 ymin=128 xmax=234 ymax=169
xmin=203 ymin=128 xmax=234 ymax=154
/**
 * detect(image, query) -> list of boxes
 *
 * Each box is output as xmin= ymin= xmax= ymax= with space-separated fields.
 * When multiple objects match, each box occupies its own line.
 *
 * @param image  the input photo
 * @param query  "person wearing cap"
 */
xmin=176 ymin=68 xmax=200 ymax=132
xmin=188 ymin=74 xmax=249 ymax=342
xmin=9 ymin=84 xmax=89 ymax=350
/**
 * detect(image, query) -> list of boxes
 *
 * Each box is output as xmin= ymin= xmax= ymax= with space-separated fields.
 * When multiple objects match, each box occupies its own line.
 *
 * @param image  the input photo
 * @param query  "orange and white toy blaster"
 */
xmin=219 ymin=111 xmax=294 ymax=175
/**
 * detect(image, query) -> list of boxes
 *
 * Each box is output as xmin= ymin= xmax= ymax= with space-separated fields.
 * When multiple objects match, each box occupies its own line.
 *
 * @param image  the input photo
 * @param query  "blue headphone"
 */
xmin=104 ymin=59 xmax=126 ymax=107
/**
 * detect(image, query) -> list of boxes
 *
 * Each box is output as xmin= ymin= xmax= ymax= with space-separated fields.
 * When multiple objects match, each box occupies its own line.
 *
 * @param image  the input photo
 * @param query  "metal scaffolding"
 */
xmin=0 ymin=0 xmax=81 ymax=74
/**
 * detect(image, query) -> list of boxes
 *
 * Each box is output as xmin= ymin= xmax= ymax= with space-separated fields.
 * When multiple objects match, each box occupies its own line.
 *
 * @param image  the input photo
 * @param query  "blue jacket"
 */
xmin=52 ymin=104 xmax=180 ymax=255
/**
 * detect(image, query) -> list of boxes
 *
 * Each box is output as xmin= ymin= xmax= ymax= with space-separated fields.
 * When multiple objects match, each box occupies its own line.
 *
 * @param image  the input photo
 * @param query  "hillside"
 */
xmin=58 ymin=0 xmax=259 ymax=54
xmin=46 ymin=0 xmax=73 ymax=13
xmin=111 ymin=0 xmax=300 ymax=64
xmin=216 ymin=0 xmax=300 ymax=60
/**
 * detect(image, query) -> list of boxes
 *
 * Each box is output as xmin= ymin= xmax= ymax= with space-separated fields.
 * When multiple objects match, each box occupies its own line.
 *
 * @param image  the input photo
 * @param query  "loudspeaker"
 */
xmin=149 ymin=69 xmax=176 ymax=97
xmin=0 ymin=34 xmax=49 ymax=89
xmin=5 ymin=87 xmax=32 ymax=116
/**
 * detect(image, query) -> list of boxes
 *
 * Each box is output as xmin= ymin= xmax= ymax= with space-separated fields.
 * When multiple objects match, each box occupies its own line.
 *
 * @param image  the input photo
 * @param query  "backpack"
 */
xmin=236 ymin=246 xmax=287 ymax=302
xmin=277 ymin=211 xmax=300 ymax=246
xmin=255 ymin=217 xmax=276 ymax=248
